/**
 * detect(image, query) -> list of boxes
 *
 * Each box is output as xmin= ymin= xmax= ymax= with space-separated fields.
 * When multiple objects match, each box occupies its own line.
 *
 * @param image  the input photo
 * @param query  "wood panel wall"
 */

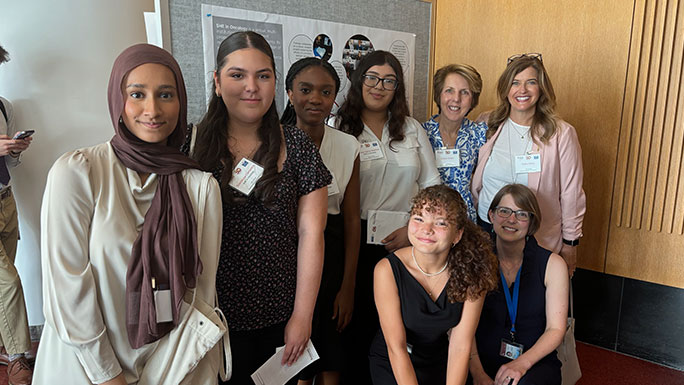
xmin=433 ymin=0 xmax=634 ymax=272
xmin=606 ymin=0 xmax=684 ymax=288
xmin=432 ymin=0 xmax=684 ymax=288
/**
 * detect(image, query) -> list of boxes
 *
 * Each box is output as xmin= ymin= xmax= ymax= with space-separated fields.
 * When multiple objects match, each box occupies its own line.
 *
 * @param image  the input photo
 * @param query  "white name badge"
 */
xmin=367 ymin=210 xmax=410 ymax=245
xmin=359 ymin=141 xmax=384 ymax=162
xmin=435 ymin=148 xmax=460 ymax=168
xmin=154 ymin=289 xmax=173 ymax=323
xmin=514 ymin=153 xmax=541 ymax=174
xmin=327 ymin=172 xmax=340 ymax=196
xmin=229 ymin=157 xmax=264 ymax=195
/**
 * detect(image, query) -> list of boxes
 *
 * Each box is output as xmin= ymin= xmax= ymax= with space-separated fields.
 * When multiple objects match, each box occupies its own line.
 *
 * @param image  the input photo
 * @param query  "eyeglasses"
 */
xmin=494 ymin=206 xmax=533 ymax=222
xmin=507 ymin=52 xmax=543 ymax=64
xmin=362 ymin=74 xmax=399 ymax=90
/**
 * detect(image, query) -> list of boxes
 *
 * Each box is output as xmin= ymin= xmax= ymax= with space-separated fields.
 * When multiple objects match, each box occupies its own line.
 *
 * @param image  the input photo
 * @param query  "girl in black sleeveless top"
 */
xmin=370 ymin=185 xmax=497 ymax=384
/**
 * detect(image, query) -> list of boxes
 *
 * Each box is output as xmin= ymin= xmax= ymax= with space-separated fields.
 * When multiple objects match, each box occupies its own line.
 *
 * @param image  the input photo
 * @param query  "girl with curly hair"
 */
xmin=369 ymin=185 xmax=498 ymax=384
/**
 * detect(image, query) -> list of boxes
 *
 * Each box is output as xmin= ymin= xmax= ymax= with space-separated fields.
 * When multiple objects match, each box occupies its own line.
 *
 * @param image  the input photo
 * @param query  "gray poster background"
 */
xmin=169 ymin=0 xmax=432 ymax=124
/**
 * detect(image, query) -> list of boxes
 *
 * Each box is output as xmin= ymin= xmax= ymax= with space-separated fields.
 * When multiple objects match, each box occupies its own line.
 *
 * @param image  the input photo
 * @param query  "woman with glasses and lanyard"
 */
xmin=336 ymin=50 xmax=440 ymax=384
xmin=471 ymin=54 xmax=585 ymax=276
xmin=468 ymin=184 xmax=568 ymax=385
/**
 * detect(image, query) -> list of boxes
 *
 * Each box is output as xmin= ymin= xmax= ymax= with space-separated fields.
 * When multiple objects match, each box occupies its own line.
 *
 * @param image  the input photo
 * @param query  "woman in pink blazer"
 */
xmin=471 ymin=54 xmax=585 ymax=275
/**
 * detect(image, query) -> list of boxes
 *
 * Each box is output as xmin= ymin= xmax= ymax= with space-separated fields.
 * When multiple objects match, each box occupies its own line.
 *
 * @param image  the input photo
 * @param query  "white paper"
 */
xmin=251 ymin=340 xmax=319 ymax=385
xmin=144 ymin=12 xmax=162 ymax=48
xmin=367 ymin=210 xmax=410 ymax=245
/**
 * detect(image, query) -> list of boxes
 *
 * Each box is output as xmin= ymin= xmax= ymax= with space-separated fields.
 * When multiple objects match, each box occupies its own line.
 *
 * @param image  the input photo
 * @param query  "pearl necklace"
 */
xmin=412 ymin=247 xmax=448 ymax=277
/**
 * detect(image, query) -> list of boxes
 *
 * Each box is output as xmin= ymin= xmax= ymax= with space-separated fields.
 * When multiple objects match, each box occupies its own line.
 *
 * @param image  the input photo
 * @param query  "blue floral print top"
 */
xmin=422 ymin=115 xmax=487 ymax=222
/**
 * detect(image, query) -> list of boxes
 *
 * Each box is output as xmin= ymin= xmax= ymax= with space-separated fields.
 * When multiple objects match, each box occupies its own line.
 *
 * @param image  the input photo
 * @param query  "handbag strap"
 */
xmin=215 ymin=291 xmax=231 ymax=381
xmin=569 ymin=281 xmax=574 ymax=319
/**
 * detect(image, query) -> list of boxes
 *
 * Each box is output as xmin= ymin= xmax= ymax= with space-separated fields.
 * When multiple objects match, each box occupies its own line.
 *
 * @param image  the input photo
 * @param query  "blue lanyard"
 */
xmin=500 ymin=266 xmax=522 ymax=338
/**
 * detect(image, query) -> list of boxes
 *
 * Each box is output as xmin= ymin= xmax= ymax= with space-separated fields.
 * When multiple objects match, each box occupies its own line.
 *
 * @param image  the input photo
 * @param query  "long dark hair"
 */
xmin=193 ymin=31 xmax=281 ymax=206
xmin=410 ymin=185 xmax=498 ymax=302
xmin=337 ymin=50 xmax=409 ymax=147
xmin=281 ymin=57 xmax=340 ymax=126
xmin=487 ymin=55 xmax=558 ymax=143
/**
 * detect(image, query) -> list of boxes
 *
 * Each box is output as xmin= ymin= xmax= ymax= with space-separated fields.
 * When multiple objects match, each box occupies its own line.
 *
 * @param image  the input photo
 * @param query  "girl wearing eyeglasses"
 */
xmin=469 ymin=184 xmax=568 ymax=385
xmin=471 ymin=55 xmax=585 ymax=276
xmin=336 ymin=50 xmax=440 ymax=383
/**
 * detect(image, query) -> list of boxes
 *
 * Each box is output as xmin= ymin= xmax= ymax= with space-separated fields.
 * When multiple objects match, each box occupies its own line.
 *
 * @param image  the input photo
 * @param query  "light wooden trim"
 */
xmin=424 ymin=0 xmax=437 ymax=117
xmin=613 ymin=0 xmax=684 ymax=235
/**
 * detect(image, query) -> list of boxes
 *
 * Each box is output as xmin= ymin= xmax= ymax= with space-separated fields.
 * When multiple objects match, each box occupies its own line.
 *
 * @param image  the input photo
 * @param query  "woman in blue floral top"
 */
xmin=423 ymin=64 xmax=486 ymax=222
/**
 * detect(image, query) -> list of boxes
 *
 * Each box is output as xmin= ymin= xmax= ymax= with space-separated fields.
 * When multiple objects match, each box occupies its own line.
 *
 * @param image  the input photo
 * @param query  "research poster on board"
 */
xmin=201 ymin=4 xmax=417 ymax=114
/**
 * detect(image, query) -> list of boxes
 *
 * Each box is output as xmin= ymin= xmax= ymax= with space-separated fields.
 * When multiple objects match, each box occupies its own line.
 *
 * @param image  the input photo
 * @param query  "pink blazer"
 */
xmin=471 ymin=119 xmax=586 ymax=253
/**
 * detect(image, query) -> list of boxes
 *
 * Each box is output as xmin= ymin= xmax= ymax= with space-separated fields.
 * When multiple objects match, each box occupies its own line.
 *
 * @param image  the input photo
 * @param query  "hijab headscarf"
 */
xmin=108 ymin=44 xmax=201 ymax=348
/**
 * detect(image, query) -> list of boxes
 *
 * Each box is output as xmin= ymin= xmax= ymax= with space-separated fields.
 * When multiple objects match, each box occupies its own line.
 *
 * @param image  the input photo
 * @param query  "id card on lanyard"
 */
xmin=499 ymin=267 xmax=524 ymax=360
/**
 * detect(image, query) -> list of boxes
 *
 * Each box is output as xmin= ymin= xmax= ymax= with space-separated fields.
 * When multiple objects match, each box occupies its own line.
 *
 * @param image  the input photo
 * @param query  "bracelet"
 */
xmin=563 ymin=238 xmax=580 ymax=246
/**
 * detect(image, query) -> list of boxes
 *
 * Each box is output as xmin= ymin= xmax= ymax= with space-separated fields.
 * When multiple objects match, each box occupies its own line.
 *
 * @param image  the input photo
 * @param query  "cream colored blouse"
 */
xmin=33 ymin=142 xmax=222 ymax=385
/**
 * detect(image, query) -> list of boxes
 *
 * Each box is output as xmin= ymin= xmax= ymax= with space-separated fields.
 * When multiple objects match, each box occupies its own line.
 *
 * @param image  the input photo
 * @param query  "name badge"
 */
xmin=359 ymin=141 xmax=384 ymax=162
xmin=152 ymin=278 xmax=173 ymax=323
xmin=514 ymin=153 xmax=541 ymax=174
xmin=327 ymin=172 xmax=340 ymax=196
xmin=229 ymin=157 xmax=264 ymax=195
xmin=435 ymin=148 xmax=460 ymax=168
xmin=499 ymin=339 xmax=524 ymax=360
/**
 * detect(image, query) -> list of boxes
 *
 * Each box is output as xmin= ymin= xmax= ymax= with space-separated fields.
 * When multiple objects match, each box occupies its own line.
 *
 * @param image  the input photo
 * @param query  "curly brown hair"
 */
xmin=410 ymin=185 xmax=498 ymax=302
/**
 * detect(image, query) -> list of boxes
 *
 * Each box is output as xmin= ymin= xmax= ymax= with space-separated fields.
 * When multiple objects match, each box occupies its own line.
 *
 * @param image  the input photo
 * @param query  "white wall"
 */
xmin=0 ymin=0 xmax=154 ymax=325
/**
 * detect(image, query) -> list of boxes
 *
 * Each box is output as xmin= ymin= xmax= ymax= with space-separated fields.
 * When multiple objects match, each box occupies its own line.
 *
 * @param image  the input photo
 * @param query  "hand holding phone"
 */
xmin=13 ymin=130 xmax=34 ymax=140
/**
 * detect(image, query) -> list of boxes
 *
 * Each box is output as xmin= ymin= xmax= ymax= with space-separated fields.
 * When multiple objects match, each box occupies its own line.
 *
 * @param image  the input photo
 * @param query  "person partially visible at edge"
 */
xmin=0 ymin=44 xmax=34 ymax=385
xmin=471 ymin=54 xmax=585 ymax=276
xmin=281 ymin=57 xmax=361 ymax=385
xmin=190 ymin=31 xmax=330 ymax=384
xmin=33 ymin=44 xmax=223 ymax=385
xmin=423 ymin=64 xmax=487 ymax=223
xmin=468 ymin=184 xmax=568 ymax=385
xmin=335 ymin=50 xmax=440 ymax=384
xmin=369 ymin=185 xmax=498 ymax=385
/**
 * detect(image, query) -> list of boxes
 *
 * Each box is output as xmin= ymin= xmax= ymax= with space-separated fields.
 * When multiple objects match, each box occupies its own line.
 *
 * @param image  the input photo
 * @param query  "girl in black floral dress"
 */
xmin=192 ymin=31 xmax=331 ymax=384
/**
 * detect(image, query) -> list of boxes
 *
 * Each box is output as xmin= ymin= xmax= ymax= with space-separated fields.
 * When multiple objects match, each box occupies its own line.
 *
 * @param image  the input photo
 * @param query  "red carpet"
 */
xmin=576 ymin=342 xmax=684 ymax=385
xmin=0 ymin=341 xmax=681 ymax=384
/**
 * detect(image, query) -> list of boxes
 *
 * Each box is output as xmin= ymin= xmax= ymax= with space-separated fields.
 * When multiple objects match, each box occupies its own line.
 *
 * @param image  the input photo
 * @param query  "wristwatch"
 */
xmin=563 ymin=238 xmax=580 ymax=246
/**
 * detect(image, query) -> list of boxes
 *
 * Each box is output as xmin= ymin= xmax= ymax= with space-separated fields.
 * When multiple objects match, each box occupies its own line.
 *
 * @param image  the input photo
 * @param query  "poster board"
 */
xmin=168 ymin=0 xmax=432 ymax=124
xmin=200 ymin=4 xmax=416 ymax=114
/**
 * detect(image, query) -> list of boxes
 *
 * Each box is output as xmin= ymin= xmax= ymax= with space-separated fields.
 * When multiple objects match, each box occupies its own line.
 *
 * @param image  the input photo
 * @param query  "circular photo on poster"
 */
xmin=313 ymin=34 xmax=333 ymax=61
xmin=342 ymin=34 xmax=374 ymax=80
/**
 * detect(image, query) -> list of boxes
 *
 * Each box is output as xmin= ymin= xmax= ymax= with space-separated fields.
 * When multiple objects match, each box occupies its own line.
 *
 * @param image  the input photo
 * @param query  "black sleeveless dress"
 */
xmin=369 ymin=253 xmax=464 ymax=384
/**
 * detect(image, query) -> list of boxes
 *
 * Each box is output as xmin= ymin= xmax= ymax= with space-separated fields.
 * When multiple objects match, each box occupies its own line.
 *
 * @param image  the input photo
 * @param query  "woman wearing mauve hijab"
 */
xmin=33 ymin=44 xmax=223 ymax=385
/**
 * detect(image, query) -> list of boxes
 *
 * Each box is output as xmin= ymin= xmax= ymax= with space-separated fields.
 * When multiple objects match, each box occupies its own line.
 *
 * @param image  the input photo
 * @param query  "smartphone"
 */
xmin=12 ymin=130 xmax=34 ymax=140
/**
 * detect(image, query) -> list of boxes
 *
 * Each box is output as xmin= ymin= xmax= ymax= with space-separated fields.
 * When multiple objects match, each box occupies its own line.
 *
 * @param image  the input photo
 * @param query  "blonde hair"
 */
xmin=487 ymin=56 xmax=558 ymax=143
xmin=432 ymin=64 xmax=482 ymax=114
